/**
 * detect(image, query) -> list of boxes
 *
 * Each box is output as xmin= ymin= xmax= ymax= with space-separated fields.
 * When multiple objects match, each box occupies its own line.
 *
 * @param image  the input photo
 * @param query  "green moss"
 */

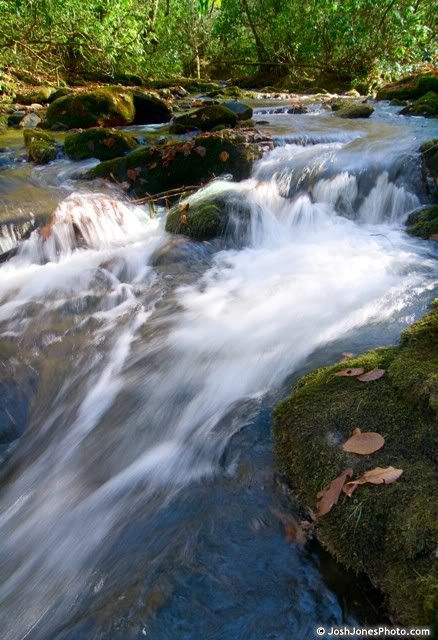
xmin=64 ymin=127 xmax=138 ymax=161
xmin=401 ymin=91 xmax=438 ymax=118
xmin=23 ymin=129 xmax=57 ymax=164
xmin=171 ymin=105 xmax=237 ymax=132
xmin=337 ymin=103 xmax=374 ymax=118
xmin=17 ymin=86 xmax=55 ymax=105
xmin=84 ymin=131 xmax=262 ymax=197
xmin=406 ymin=206 xmax=438 ymax=240
xmin=421 ymin=140 xmax=438 ymax=176
xmin=223 ymin=101 xmax=253 ymax=121
xmin=45 ymin=87 xmax=136 ymax=129
xmin=274 ymin=302 xmax=438 ymax=626
xmin=165 ymin=202 xmax=222 ymax=240
xmin=376 ymin=73 xmax=438 ymax=101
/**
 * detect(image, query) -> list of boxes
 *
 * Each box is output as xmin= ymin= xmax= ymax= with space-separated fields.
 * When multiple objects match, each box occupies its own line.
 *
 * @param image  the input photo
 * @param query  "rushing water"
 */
xmin=0 ymin=102 xmax=437 ymax=640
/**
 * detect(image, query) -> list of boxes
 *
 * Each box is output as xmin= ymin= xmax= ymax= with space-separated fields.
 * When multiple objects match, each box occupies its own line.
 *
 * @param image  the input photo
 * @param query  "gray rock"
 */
xmin=19 ymin=112 xmax=42 ymax=128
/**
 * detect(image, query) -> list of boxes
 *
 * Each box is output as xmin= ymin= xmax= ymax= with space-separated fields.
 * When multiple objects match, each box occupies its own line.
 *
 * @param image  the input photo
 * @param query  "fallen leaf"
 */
xmin=219 ymin=151 xmax=229 ymax=162
xmin=179 ymin=214 xmax=188 ymax=225
xmin=103 ymin=137 xmax=115 ymax=148
xmin=335 ymin=368 xmax=365 ymax=377
xmin=316 ymin=468 xmax=353 ymax=517
xmin=344 ymin=466 xmax=403 ymax=495
xmin=194 ymin=145 xmax=206 ymax=158
xmin=357 ymin=369 xmax=385 ymax=382
xmin=342 ymin=428 xmax=385 ymax=455
xmin=271 ymin=508 xmax=312 ymax=544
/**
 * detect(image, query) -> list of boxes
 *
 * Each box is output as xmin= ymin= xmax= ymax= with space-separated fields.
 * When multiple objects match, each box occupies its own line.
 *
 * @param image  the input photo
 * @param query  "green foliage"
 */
xmin=0 ymin=0 xmax=436 ymax=85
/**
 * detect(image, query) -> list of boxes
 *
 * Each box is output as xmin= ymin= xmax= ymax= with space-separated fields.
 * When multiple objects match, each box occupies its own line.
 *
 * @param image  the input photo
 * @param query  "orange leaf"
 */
xmin=344 ymin=466 xmax=403 ymax=496
xmin=335 ymin=368 xmax=365 ymax=377
xmin=103 ymin=137 xmax=115 ymax=148
xmin=316 ymin=468 xmax=353 ymax=517
xmin=342 ymin=428 xmax=385 ymax=455
xmin=219 ymin=151 xmax=229 ymax=162
xmin=357 ymin=369 xmax=385 ymax=382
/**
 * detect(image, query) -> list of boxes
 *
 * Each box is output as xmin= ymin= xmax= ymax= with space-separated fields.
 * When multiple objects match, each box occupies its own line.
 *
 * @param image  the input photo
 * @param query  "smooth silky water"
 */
xmin=0 ymin=102 xmax=437 ymax=639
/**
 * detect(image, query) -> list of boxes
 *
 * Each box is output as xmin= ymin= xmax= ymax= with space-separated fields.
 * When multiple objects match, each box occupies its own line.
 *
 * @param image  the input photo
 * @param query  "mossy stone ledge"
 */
xmin=376 ymin=73 xmax=438 ymax=101
xmin=23 ymin=129 xmax=57 ymax=164
xmin=64 ymin=127 xmax=139 ymax=161
xmin=169 ymin=105 xmax=238 ymax=133
xmin=337 ymin=103 xmax=374 ymax=118
xmin=400 ymin=91 xmax=438 ymax=118
xmin=274 ymin=302 xmax=438 ymax=627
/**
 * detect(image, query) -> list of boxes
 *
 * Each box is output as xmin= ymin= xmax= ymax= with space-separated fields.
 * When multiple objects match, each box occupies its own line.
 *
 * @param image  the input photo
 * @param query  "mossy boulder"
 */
xmin=420 ymin=140 xmax=438 ymax=199
xmin=376 ymin=73 xmax=438 ymax=101
xmin=64 ymin=127 xmax=138 ymax=161
xmin=85 ymin=131 xmax=261 ymax=197
xmin=170 ymin=105 xmax=237 ymax=133
xmin=274 ymin=302 xmax=438 ymax=626
xmin=45 ymin=87 xmax=172 ymax=130
xmin=47 ymin=87 xmax=73 ymax=103
xmin=406 ymin=206 xmax=438 ymax=239
xmin=166 ymin=202 xmax=222 ymax=240
xmin=17 ymin=86 xmax=55 ymax=105
xmin=400 ymin=92 xmax=438 ymax=118
xmin=222 ymin=101 xmax=253 ymax=121
xmin=337 ymin=103 xmax=374 ymax=118
xmin=23 ymin=129 xmax=57 ymax=164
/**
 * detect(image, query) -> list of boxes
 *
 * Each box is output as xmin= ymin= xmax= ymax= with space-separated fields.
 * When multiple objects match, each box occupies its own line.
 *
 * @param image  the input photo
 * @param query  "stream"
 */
xmin=0 ymin=100 xmax=437 ymax=640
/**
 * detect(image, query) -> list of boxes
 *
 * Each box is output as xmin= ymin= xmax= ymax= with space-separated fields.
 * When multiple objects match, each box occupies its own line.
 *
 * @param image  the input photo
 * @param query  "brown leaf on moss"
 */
xmin=219 ymin=150 xmax=229 ymax=162
xmin=357 ymin=368 xmax=386 ymax=382
xmin=342 ymin=428 xmax=385 ymax=455
xmin=335 ymin=367 xmax=365 ymax=377
xmin=344 ymin=466 xmax=403 ymax=495
xmin=270 ymin=508 xmax=313 ymax=544
xmin=103 ymin=137 xmax=115 ymax=148
xmin=316 ymin=468 xmax=353 ymax=517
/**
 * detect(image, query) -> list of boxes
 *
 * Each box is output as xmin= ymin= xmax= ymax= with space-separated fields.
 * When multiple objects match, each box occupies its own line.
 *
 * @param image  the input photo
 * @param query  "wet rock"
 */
xmin=0 ymin=381 xmax=30 ymax=444
xmin=45 ymin=87 xmax=172 ymax=130
xmin=85 ymin=131 xmax=263 ymax=198
xmin=390 ymin=98 xmax=407 ymax=107
xmin=170 ymin=105 xmax=237 ymax=133
xmin=287 ymin=103 xmax=307 ymax=114
xmin=65 ymin=127 xmax=139 ymax=161
xmin=337 ymin=103 xmax=374 ymax=118
xmin=23 ymin=129 xmax=57 ymax=164
xmin=7 ymin=110 xmax=25 ymax=127
xmin=400 ymin=91 xmax=438 ymax=118
xmin=274 ymin=301 xmax=438 ymax=626
xmin=406 ymin=205 xmax=438 ymax=239
xmin=19 ymin=112 xmax=42 ymax=129
xmin=223 ymin=101 xmax=253 ymax=121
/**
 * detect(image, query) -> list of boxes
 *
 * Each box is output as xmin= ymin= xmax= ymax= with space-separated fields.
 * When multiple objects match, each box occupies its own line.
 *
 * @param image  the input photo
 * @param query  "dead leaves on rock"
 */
xmin=316 ymin=468 xmax=353 ymax=517
xmin=342 ymin=428 xmax=385 ymax=455
xmin=343 ymin=466 xmax=403 ymax=497
xmin=335 ymin=367 xmax=365 ymax=377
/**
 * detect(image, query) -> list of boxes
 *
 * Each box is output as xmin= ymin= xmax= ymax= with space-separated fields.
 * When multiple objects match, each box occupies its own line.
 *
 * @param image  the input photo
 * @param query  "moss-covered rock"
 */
xmin=23 ymin=129 xmax=57 ymax=164
xmin=376 ymin=73 xmax=438 ymax=101
xmin=274 ymin=302 xmax=438 ymax=627
xmin=64 ymin=127 xmax=138 ymax=161
xmin=166 ymin=202 xmax=222 ymax=240
xmin=47 ymin=87 xmax=73 ymax=103
xmin=337 ymin=103 xmax=374 ymax=118
xmin=85 ymin=131 xmax=261 ymax=197
xmin=406 ymin=206 xmax=438 ymax=239
xmin=170 ymin=105 xmax=237 ymax=133
xmin=17 ymin=86 xmax=55 ymax=105
xmin=400 ymin=91 xmax=438 ymax=118
xmin=45 ymin=87 xmax=172 ymax=130
xmin=223 ymin=101 xmax=253 ymax=121
xmin=389 ymin=98 xmax=407 ymax=107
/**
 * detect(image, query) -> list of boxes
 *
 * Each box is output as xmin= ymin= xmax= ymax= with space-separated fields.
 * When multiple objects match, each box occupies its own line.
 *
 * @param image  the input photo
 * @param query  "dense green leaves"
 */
xmin=0 ymin=0 xmax=436 ymax=83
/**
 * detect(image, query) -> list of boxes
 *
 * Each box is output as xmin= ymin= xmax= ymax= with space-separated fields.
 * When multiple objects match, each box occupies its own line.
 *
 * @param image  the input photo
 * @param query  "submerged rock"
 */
xmin=406 ymin=205 xmax=438 ymax=239
xmin=84 ymin=131 xmax=263 ymax=197
xmin=23 ymin=129 xmax=57 ymax=164
xmin=170 ymin=105 xmax=237 ymax=133
xmin=45 ymin=87 xmax=172 ymax=130
xmin=274 ymin=302 xmax=438 ymax=626
xmin=337 ymin=103 xmax=374 ymax=118
xmin=64 ymin=127 xmax=139 ymax=161
xmin=400 ymin=91 xmax=438 ymax=118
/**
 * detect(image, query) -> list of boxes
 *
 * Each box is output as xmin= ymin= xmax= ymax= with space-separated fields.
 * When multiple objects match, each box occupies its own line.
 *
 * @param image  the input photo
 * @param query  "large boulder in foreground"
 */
xmin=337 ymin=103 xmax=374 ymax=118
xmin=400 ymin=91 xmax=438 ymax=118
xmin=274 ymin=302 xmax=438 ymax=626
xmin=65 ymin=127 xmax=139 ymax=161
xmin=85 ymin=131 xmax=263 ymax=197
xmin=406 ymin=205 xmax=438 ymax=240
xmin=170 ymin=105 xmax=237 ymax=133
xmin=23 ymin=129 xmax=57 ymax=164
xmin=45 ymin=87 xmax=172 ymax=129
xmin=376 ymin=73 xmax=438 ymax=101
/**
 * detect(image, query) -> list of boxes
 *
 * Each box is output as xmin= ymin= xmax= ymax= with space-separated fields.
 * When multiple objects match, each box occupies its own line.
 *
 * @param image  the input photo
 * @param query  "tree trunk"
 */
xmin=239 ymin=0 xmax=269 ymax=64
